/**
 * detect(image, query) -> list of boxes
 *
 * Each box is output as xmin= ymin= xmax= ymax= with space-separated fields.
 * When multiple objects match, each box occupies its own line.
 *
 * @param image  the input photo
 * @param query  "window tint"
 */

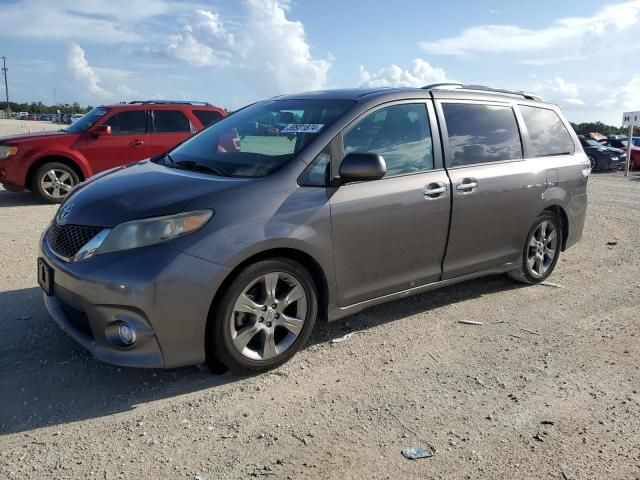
xmin=193 ymin=110 xmax=224 ymax=127
xmin=103 ymin=110 xmax=146 ymax=134
xmin=442 ymin=103 xmax=522 ymax=167
xmin=520 ymin=105 xmax=575 ymax=157
xmin=343 ymin=103 xmax=433 ymax=176
xmin=153 ymin=110 xmax=191 ymax=133
xmin=299 ymin=146 xmax=330 ymax=186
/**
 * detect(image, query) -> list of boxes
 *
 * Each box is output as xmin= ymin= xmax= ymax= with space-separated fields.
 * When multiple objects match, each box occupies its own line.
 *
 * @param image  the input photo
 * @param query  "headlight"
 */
xmin=0 ymin=145 xmax=18 ymax=159
xmin=93 ymin=210 xmax=213 ymax=257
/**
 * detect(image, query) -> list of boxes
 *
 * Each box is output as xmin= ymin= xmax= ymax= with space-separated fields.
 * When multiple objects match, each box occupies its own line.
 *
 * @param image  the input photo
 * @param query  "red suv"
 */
xmin=0 ymin=100 xmax=225 ymax=202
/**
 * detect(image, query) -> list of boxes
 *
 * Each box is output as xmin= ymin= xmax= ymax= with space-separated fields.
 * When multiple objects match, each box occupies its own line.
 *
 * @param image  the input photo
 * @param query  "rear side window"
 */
xmin=442 ymin=103 xmax=523 ymax=167
xmin=103 ymin=111 xmax=146 ymax=134
xmin=193 ymin=110 xmax=224 ymax=127
xmin=153 ymin=110 xmax=191 ymax=133
xmin=520 ymin=105 xmax=575 ymax=157
xmin=343 ymin=103 xmax=434 ymax=176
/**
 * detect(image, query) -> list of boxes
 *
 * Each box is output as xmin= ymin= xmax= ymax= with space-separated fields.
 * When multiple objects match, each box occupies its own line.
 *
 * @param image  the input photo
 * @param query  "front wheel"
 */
xmin=208 ymin=258 xmax=318 ymax=373
xmin=509 ymin=212 xmax=562 ymax=284
xmin=31 ymin=162 xmax=79 ymax=203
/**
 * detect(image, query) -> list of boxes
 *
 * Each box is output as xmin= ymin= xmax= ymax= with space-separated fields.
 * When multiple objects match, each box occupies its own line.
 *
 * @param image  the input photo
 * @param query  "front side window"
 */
xmin=153 ymin=110 xmax=191 ymax=133
xmin=165 ymin=99 xmax=353 ymax=178
xmin=520 ymin=105 xmax=575 ymax=157
xmin=343 ymin=103 xmax=434 ymax=176
xmin=442 ymin=103 xmax=523 ymax=167
xmin=103 ymin=110 xmax=147 ymax=135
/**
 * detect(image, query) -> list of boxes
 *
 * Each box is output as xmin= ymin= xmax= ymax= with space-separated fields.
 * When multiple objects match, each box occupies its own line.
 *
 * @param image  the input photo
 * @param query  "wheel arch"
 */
xmin=543 ymin=204 xmax=569 ymax=251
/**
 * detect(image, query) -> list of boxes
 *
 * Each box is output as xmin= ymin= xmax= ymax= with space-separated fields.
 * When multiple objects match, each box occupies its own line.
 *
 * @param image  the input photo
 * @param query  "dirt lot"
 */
xmin=0 ymin=118 xmax=61 ymax=137
xmin=0 ymin=172 xmax=639 ymax=479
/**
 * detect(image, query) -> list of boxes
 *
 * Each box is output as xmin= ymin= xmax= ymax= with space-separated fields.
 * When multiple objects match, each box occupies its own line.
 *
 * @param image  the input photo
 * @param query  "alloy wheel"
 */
xmin=589 ymin=156 xmax=596 ymax=170
xmin=229 ymin=271 xmax=308 ymax=361
xmin=40 ymin=169 xmax=75 ymax=200
xmin=526 ymin=220 xmax=558 ymax=278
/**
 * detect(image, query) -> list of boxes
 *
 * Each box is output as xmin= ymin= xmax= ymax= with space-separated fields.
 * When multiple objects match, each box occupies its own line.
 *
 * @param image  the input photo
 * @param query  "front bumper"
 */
xmin=40 ymin=237 xmax=231 ymax=368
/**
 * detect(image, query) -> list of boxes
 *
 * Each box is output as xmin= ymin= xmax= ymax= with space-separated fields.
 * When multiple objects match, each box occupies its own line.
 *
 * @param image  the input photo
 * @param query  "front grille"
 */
xmin=58 ymin=299 xmax=93 ymax=338
xmin=47 ymin=223 xmax=102 ymax=259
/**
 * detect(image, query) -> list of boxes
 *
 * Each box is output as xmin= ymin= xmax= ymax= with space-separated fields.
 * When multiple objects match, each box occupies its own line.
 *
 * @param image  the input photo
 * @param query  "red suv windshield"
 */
xmin=64 ymin=107 xmax=110 ymax=134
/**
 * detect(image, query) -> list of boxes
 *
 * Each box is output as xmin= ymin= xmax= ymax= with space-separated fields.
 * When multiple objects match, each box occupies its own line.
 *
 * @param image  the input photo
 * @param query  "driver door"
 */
xmin=81 ymin=109 xmax=150 ymax=173
xmin=329 ymin=101 xmax=451 ymax=306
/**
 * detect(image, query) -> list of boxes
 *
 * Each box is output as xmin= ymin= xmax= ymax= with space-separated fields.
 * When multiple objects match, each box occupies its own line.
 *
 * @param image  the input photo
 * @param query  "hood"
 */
xmin=0 ymin=130 xmax=70 ymax=143
xmin=602 ymin=146 xmax=624 ymax=155
xmin=57 ymin=160 xmax=250 ymax=227
xmin=584 ymin=145 xmax=622 ymax=155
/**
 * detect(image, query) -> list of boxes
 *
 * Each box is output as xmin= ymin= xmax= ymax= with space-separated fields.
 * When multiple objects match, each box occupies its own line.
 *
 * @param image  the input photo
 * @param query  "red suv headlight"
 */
xmin=0 ymin=145 xmax=18 ymax=160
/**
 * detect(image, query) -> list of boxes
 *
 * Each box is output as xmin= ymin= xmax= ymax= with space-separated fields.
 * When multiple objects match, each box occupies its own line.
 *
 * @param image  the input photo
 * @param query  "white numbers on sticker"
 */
xmin=280 ymin=124 xmax=324 ymax=134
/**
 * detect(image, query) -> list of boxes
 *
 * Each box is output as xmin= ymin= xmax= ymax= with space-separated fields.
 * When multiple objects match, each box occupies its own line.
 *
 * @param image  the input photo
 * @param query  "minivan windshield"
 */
xmin=64 ymin=107 xmax=110 ymax=133
xmin=164 ymin=99 xmax=354 ymax=178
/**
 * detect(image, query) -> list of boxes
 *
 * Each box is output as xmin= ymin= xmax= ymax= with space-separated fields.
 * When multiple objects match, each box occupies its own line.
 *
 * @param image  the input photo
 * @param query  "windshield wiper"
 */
xmin=171 ymin=159 xmax=230 ymax=177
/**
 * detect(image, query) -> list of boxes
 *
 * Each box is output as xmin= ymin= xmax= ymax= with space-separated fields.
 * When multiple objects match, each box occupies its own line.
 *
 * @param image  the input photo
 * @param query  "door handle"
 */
xmin=423 ymin=182 xmax=447 ymax=198
xmin=130 ymin=139 xmax=144 ymax=147
xmin=456 ymin=178 xmax=478 ymax=192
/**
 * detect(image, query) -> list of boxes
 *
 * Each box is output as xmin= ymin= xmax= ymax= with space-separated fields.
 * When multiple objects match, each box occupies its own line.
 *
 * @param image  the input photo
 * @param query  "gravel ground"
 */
xmin=0 ymin=172 xmax=639 ymax=479
xmin=0 ymin=119 xmax=61 ymax=137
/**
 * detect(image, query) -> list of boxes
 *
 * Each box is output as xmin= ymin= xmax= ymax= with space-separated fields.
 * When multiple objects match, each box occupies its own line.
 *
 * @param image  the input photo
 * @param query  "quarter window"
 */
xmin=153 ymin=110 xmax=191 ymax=133
xmin=343 ymin=103 xmax=434 ymax=177
xmin=103 ymin=111 xmax=146 ymax=135
xmin=298 ymin=146 xmax=330 ymax=186
xmin=519 ymin=105 xmax=575 ymax=157
xmin=442 ymin=103 xmax=523 ymax=167
xmin=193 ymin=110 xmax=224 ymax=127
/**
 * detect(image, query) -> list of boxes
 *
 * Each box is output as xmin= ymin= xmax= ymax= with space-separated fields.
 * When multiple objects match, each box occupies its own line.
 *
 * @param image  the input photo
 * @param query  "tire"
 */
xmin=509 ymin=212 xmax=562 ymax=284
xmin=588 ymin=156 xmax=597 ymax=172
xmin=31 ymin=162 xmax=80 ymax=204
xmin=208 ymin=258 xmax=318 ymax=373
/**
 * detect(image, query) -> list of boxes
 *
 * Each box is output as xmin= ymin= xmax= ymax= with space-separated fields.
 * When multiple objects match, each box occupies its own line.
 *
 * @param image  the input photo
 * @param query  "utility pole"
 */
xmin=1 ymin=56 xmax=9 ymax=113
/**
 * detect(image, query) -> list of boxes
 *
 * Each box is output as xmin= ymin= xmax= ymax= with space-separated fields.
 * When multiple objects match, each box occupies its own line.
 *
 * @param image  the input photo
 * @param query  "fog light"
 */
xmin=118 ymin=322 xmax=136 ymax=345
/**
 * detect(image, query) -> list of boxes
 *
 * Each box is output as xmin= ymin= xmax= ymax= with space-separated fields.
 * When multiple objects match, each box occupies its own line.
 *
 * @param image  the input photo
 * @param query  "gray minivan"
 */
xmin=38 ymin=84 xmax=589 ymax=372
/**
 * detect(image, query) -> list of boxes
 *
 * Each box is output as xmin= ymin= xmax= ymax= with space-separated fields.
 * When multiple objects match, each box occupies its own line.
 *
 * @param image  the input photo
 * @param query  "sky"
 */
xmin=0 ymin=0 xmax=639 ymax=124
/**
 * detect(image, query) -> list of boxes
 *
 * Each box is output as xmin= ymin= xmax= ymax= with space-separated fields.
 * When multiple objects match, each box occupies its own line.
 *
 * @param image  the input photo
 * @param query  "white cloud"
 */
xmin=359 ymin=59 xmax=449 ymax=88
xmin=530 ymin=76 xmax=585 ymax=108
xmin=67 ymin=44 xmax=111 ymax=98
xmin=237 ymin=0 xmax=330 ymax=95
xmin=420 ymin=1 xmax=640 ymax=57
xmin=597 ymin=75 xmax=640 ymax=110
xmin=144 ymin=9 xmax=235 ymax=67
xmin=137 ymin=0 xmax=331 ymax=96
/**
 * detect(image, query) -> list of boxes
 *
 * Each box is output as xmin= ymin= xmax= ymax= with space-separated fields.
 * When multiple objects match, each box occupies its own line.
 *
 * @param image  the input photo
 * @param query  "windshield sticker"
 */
xmin=280 ymin=123 xmax=325 ymax=134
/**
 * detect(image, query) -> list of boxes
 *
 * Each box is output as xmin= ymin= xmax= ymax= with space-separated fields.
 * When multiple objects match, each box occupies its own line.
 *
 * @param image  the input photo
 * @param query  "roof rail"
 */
xmin=127 ymin=100 xmax=213 ymax=106
xmin=422 ymin=83 xmax=542 ymax=101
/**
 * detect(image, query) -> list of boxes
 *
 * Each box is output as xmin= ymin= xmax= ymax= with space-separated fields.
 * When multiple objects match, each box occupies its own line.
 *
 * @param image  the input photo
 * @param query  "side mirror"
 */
xmin=339 ymin=152 xmax=386 ymax=183
xmin=93 ymin=125 xmax=112 ymax=136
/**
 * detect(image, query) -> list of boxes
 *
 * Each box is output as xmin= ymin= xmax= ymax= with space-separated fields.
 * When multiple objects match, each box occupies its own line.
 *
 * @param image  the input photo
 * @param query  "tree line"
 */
xmin=570 ymin=121 xmax=627 ymax=136
xmin=4 ymin=101 xmax=93 ymax=114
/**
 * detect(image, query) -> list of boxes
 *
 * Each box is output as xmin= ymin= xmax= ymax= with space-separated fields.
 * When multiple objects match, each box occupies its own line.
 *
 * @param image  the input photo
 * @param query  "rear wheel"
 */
xmin=31 ymin=162 xmax=79 ymax=203
xmin=509 ymin=212 xmax=562 ymax=284
xmin=208 ymin=258 xmax=318 ymax=373
xmin=588 ymin=156 xmax=597 ymax=171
